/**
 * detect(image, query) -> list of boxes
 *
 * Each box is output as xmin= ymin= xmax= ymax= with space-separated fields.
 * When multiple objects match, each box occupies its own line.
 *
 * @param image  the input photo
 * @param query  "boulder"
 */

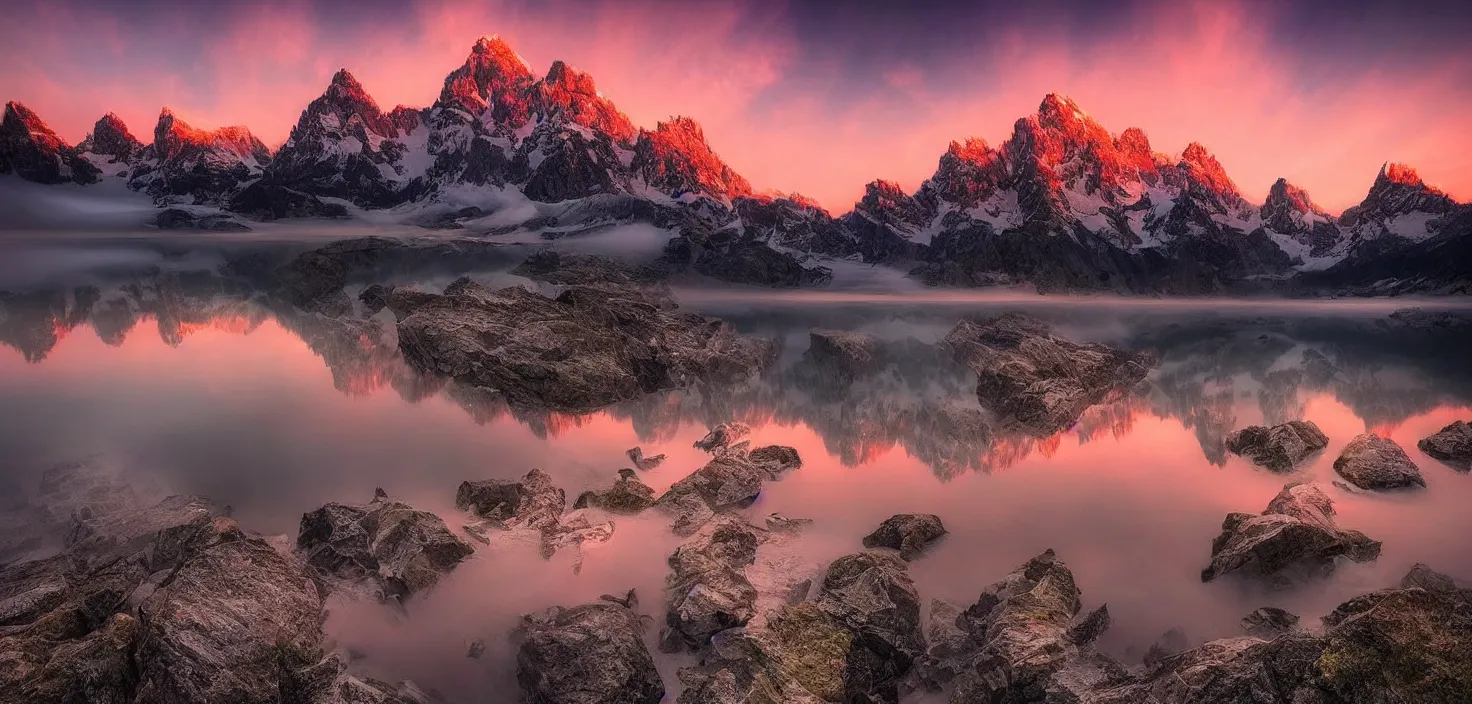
xmin=813 ymin=551 xmax=925 ymax=700
xmin=806 ymin=329 xmax=884 ymax=384
xmin=1224 ymin=420 xmax=1329 ymax=472
xmin=1085 ymin=564 xmax=1472 ymax=703
xmin=1202 ymin=483 xmax=1381 ymax=584
xmin=942 ymin=314 xmax=1155 ymax=436
xmin=573 ymin=469 xmax=656 ymax=514
xmin=456 ymin=468 xmax=565 ymax=532
xmin=626 ymin=446 xmax=666 ymax=471
xmin=395 ymin=279 xmax=775 ymax=412
xmin=747 ymin=445 xmax=803 ymax=478
xmin=653 ymin=454 xmax=766 ymax=536
xmin=1239 ymin=607 xmax=1300 ymax=638
xmin=1418 ymin=420 xmax=1472 ymax=469
xmin=924 ymin=550 xmax=1118 ymax=701
xmin=1333 ymin=434 xmax=1426 ymax=490
xmin=515 ymin=591 xmax=665 ymax=704
xmin=861 ymin=513 xmax=947 ymax=561
xmin=694 ymin=422 xmax=752 ymax=453
xmin=296 ymin=491 xmax=474 ymax=602
xmin=661 ymin=519 xmax=761 ymax=652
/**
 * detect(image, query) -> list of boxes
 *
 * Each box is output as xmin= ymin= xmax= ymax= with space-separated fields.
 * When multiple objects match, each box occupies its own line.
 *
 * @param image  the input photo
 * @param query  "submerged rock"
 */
xmin=573 ymin=469 xmax=656 ymax=514
xmin=765 ymin=512 xmax=813 ymax=534
xmin=516 ymin=591 xmax=665 ymax=704
xmin=861 ymin=513 xmax=947 ymax=561
xmin=393 ymin=279 xmax=775 ymax=412
xmin=511 ymin=250 xmax=667 ymax=287
xmin=1202 ymin=483 xmax=1381 ymax=584
xmin=661 ymin=519 xmax=761 ymax=652
xmin=626 ymin=446 xmax=666 ymax=471
xmin=296 ymin=491 xmax=474 ymax=602
xmin=694 ymin=422 xmax=752 ymax=453
xmin=1418 ymin=420 xmax=1472 ymax=469
xmin=154 ymin=208 xmax=252 ymax=231
xmin=1333 ymin=433 xmax=1427 ymax=490
xmin=942 ymin=313 xmax=1155 ymax=436
xmin=1224 ymin=420 xmax=1329 ymax=472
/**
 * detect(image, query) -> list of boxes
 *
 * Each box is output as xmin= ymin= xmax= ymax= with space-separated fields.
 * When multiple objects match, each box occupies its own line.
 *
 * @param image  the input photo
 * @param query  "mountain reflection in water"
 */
xmin=2 ymin=257 xmax=1472 ymax=701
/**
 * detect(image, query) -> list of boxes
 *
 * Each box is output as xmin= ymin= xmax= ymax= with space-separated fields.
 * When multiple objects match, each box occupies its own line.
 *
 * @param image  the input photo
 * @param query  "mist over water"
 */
xmin=3 ymin=233 xmax=1472 ymax=702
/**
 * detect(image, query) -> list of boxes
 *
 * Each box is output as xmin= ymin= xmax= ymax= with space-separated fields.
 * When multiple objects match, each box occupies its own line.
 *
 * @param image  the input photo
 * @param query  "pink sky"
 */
xmin=2 ymin=0 xmax=1468 ymax=214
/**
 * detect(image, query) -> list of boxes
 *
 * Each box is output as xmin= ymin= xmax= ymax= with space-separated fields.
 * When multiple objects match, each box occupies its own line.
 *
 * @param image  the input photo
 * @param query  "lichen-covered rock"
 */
xmin=653 ymin=454 xmax=766 ymax=535
xmin=394 ymin=279 xmax=774 ymax=412
xmin=296 ymin=491 xmax=474 ymax=602
xmin=1418 ymin=420 xmax=1472 ymax=469
xmin=661 ymin=519 xmax=761 ymax=652
xmin=516 ymin=592 xmax=665 ymax=704
xmin=861 ymin=513 xmax=947 ymax=561
xmin=1239 ymin=607 xmax=1299 ymax=638
xmin=1201 ymin=483 xmax=1381 ymax=584
xmin=694 ymin=422 xmax=752 ymax=453
xmin=813 ymin=551 xmax=924 ymax=700
xmin=926 ymin=550 xmax=1116 ymax=702
xmin=942 ymin=314 xmax=1155 ymax=436
xmin=1086 ymin=564 xmax=1472 ymax=703
xmin=1224 ymin=420 xmax=1329 ymax=472
xmin=1333 ymin=433 xmax=1426 ymax=490
xmin=573 ymin=469 xmax=656 ymax=514
xmin=626 ymin=446 xmax=666 ymax=471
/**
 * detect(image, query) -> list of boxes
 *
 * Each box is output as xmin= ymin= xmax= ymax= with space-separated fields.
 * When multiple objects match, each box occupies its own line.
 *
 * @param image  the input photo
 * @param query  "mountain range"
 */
xmin=1 ymin=34 xmax=1468 ymax=295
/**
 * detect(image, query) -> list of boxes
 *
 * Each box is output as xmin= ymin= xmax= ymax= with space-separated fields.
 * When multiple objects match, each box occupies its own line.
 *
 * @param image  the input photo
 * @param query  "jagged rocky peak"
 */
xmin=1114 ymin=126 xmax=1163 ymax=185
xmin=0 ymin=101 xmax=102 ymax=184
xmin=291 ymin=68 xmax=395 ymax=140
xmin=79 ymin=112 xmax=144 ymax=161
xmin=1261 ymin=178 xmax=1333 ymax=232
xmin=856 ymin=178 xmax=931 ymax=228
xmin=388 ymin=105 xmax=423 ymax=133
xmin=437 ymin=34 xmax=536 ymax=124
xmin=1348 ymin=162 xmax=1459 ymax=221
xmin=1178 ymin=141 xmax=1249 ymax=213
xmin=928 ymin=137 xmax=1005 ymax=206
xmin=534 ymin=60 xmax=638 ymax=144
xmin=632 ymin=115 xmax=751 ymax=201
xmin=152 ymin=107 xmax=270 ymax=164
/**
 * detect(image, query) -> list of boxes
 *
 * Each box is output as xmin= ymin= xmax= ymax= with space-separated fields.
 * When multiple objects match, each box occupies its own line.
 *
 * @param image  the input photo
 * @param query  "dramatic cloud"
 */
xmin=2 ymin=0 xmax=1467 ymax=213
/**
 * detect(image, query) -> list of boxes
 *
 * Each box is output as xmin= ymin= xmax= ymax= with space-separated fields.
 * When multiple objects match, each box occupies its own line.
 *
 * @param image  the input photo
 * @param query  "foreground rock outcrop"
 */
xmin=661 ymin=519 xmax=761 ymax=652
xmin=861 ymin=513 xmax=947 ymax=561
xmin=391 ymin=278 xmax=775 ymax=412
xmin=676 ymin=550 xmax=923 ymax=703
xmin=1333 ymin=433 xmax=1427 ymax=490
xmin=296 ymin=490 xmax=474 ymax=602
xmin=574 ymin=469 xmax=656 ymax=514
xmin=515 ymin=591 xmax=665 ymax=704
xmin=943 ymin=314 xmax=1155 ymax=436
xmin=1418 ymin=420 xmax=1472 ymax=469
xmin=1088 ymin=564 xmax=1472 ymax=703
xmin=918 ymin=549 xmax=1117 ymax=700
xmin=1224 ymin=420 xmax=1329 ymax=471
xmin=1202 ymin=483 xmax=1381 ymax=584
xmin=0 ymin=462 xmax=425 ymax=704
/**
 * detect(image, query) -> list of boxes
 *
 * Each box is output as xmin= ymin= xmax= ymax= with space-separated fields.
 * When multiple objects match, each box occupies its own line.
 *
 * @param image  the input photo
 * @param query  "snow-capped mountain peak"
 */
xmin=79 ymin=113 xmax=144 ymax=162
xmin=0 ymin=101 xmax=101 ymax=184
xmin=533 ymin=61 xmax=637 ymax=145
xmin=631 ymin=116 xmax=752 ymax=202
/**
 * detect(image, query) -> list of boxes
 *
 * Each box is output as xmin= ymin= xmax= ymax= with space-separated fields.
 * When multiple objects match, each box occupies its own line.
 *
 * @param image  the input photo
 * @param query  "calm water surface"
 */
xmin=2 ymin=236 xmax=1471 ymax=702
